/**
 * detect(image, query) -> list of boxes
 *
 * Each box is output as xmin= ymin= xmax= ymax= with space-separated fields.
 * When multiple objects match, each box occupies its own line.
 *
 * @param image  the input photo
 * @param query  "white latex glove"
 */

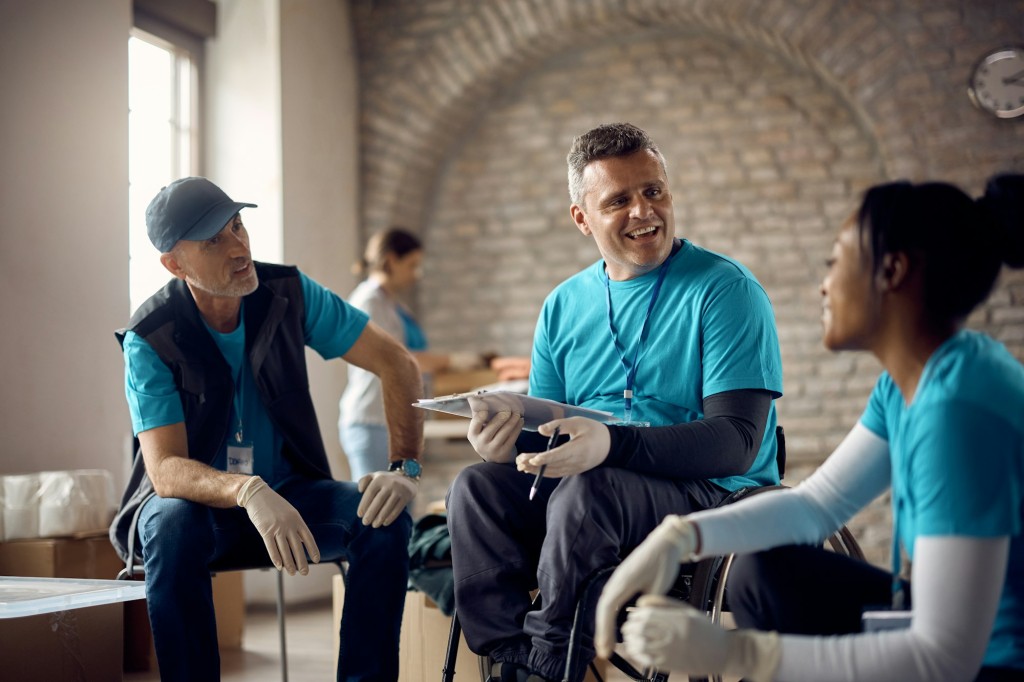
xmin=237 ymin=476 xmax=321 ymax=576
xmin=595 ymin=515 xmax=699 ymax=658
xmin=448 ymin=350 xmax=485 ymax=372
xmin=357 ymin=471 xmax=417 ymax=528
xmin=622 ymin=595 xmax=780 ymax=682
xmin=515 ymin=417 xmax=610 ymax=478
xmin=466 ymin=395 xmax=523 ymax=463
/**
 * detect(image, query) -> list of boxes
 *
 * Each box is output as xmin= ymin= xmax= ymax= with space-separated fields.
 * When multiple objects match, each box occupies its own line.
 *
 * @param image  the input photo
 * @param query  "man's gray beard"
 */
xmin=186 ymin=270 xmax=259 ymax=298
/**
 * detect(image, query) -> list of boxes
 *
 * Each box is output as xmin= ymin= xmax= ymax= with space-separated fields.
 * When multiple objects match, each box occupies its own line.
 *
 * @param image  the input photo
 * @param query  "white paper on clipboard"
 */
xmin=414 ymin=390 xmax=619 ymax=431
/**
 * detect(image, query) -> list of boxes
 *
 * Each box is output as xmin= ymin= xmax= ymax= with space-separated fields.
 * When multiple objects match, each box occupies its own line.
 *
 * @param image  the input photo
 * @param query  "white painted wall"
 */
xmin=206 ymin=0 xmax=284 ymax=265
xmin=0 ymin=0 xmax=133 ymax=486
xmin=279 ymin=0 xmax=360 ymax=484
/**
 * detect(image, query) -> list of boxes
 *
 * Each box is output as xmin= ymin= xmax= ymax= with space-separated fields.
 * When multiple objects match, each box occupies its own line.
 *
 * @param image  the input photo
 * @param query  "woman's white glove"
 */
xmin=595 ymin=515 xmax=699 ymax=658
xmin=466 ymin=395 xmax=523 ymax=463
xmin=448 ymin=351 xmax=485 ymax=372
xmin=357 ymin=471 xmax=417 ymax=527
xmin=622 ymin=595 xmax=780 ymax=682
xmin=237 ymin=476 xmax=321 ymax=576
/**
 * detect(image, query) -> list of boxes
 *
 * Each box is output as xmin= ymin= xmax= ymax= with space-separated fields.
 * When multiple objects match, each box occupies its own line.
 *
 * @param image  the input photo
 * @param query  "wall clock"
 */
xmin=968 ymin=46 xmax=1024 ymax=119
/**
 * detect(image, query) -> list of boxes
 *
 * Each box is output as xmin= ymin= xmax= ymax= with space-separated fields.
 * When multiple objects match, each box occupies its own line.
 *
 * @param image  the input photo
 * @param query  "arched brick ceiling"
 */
xmin=355 ymin=0 xmax=943 ymax=235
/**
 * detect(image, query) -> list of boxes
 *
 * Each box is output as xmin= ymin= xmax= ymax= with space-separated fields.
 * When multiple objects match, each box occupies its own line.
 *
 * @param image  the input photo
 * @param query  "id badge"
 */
xmin=227 ymin=442 xmax=254 ymax=474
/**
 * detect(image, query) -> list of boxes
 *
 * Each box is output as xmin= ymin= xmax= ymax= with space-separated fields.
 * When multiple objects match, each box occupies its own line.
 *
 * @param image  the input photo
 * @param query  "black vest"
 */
xmin=109 ymin=262 xmax=331 ymax=563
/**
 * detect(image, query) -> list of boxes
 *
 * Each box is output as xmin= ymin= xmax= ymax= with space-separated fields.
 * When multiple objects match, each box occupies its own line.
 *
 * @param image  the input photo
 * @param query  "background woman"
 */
xmin=593 ymin=174 xmax=1024 ymax=681
xmin=338 ymin=227 xmax=488 ymax=481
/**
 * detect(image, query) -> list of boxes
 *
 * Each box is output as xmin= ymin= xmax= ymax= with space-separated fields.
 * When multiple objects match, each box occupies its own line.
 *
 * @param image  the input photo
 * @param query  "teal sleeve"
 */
xmin=300 ymin=272 xmax=370 ymax=359
xmin=122 ymin=330 xmax=184 ymax=435
xmin=909 ymin=401 xmax=1021 ymax=538
xmin=528 ymin=297 xmax=567 ymax=403
xmin=700 ymin=279 xmax=783 ymax=399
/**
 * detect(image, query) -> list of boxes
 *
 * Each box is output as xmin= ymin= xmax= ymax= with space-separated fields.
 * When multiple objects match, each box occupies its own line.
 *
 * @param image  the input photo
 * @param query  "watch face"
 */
xmin=403 ymin=459 xmax=422 ymax=478
xmin=969 ymin=46 xmax=1024 ymax=119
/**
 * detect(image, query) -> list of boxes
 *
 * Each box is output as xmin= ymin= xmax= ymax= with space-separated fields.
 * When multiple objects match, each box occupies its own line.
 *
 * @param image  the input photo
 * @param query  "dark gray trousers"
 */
xmin=446 ymin=462 xmax=728 ymax=682
xmin=730 ymin=546 xmax=1022 ymax=681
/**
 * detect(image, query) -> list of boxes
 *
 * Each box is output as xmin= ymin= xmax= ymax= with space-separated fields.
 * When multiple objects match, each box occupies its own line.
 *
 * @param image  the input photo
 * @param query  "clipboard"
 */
xmin=414 ymin=390 xmax=619 ymax=431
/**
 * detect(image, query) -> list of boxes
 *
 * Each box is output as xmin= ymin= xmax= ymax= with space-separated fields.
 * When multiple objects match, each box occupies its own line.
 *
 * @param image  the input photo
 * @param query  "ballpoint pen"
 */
xmin=529 ymin=426 xmax=560 ymax=501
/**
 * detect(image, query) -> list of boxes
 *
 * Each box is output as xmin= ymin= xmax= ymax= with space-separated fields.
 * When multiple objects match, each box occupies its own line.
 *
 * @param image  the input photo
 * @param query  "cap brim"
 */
xmin=180 ymin=200 xmax=258 ymax=243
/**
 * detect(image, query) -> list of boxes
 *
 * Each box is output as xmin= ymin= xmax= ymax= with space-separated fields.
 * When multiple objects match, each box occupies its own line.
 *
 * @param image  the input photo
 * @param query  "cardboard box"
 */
xmin=0 ymin=531 xmax=123 ymax=579
xmin=211 ymin=570 xmax=245 ymax=649
xmin=432 ymin=369 xmax=500 ymax=402
xmin=0 ymin=533 xmax=245 ymax=671
xmin=332 ymin=575 xmax=606 ymax=682
xmin=0 ymin=601 xmax=123 ymax=681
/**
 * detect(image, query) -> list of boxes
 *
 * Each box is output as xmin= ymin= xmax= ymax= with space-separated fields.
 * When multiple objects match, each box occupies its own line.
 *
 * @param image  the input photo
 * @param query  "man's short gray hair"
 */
xmin=566 ymin=123 xmax=668 ymax=207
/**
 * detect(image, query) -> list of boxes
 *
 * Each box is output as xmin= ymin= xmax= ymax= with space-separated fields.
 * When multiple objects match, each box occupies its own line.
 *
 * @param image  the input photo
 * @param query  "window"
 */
xmin=128 ymin=2 xmax=213 ymax=313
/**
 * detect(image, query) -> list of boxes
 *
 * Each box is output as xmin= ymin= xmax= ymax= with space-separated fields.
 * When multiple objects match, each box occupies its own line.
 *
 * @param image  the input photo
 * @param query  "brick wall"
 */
xmin=351 ymin=0 xmax=1024 ymax=453
xmin=352 ymin=0 xmax=1024 ymax=567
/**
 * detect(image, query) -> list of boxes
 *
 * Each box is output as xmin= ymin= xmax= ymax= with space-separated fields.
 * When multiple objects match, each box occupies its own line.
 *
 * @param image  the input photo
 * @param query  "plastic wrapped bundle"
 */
xmin=1 ymin=470 xmax=116 ymax=541
xmin=3 ymin=474 xmax=41 ymax=541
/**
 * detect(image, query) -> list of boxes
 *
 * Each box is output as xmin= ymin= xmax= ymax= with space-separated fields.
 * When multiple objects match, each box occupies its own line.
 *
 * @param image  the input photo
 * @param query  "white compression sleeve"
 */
xmin=777 ymin=535 xmax=1009 ymax=682
xmin=690 ymin=423 xmax=891 ymax=558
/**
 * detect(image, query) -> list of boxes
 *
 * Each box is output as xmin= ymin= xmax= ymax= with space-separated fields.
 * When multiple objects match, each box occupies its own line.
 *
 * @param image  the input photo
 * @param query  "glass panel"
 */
xmin=128 ymin=32 xmax=197 ymax=314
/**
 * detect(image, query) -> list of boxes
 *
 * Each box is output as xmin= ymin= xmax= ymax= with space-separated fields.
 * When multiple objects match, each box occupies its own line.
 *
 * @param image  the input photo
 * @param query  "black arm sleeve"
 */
xmin=601 ymin=389 xmax=772 ymax=480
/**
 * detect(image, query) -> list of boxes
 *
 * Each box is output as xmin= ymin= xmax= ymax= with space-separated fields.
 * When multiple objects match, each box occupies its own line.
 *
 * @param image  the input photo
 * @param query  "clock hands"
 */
xmin=1003 ymin=69 xmax=1024 ymax=87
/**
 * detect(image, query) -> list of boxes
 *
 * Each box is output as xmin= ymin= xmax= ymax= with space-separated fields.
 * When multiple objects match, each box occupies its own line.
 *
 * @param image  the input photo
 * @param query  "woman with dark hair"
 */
xmin=339 ymin=227 xmax=487 ymax=481
xmin=594 ymin=174 xmax=1024 ymax=681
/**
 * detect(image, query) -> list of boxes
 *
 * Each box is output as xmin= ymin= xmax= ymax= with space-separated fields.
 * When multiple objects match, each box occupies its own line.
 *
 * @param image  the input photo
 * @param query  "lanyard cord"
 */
xmin=604 ymin=240 xmax=681 ymax=423
xmin=233 ymin=362 xmax=245 ymax=443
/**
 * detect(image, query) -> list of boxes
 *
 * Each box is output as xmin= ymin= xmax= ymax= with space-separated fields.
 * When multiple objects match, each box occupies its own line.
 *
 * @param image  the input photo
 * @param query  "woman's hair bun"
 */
xmin=981 ymin=173 xmax=1024 ymax=268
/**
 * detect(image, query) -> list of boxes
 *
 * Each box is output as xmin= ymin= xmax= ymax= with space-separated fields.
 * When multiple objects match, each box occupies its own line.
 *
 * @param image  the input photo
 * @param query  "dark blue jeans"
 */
xmin=137 ymin=474 xmax=412 ymax=682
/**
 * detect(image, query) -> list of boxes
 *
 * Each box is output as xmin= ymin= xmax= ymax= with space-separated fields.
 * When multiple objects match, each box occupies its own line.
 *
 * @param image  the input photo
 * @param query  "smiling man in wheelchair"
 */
xmin=445 ymin=122 xmax=784 ymax=682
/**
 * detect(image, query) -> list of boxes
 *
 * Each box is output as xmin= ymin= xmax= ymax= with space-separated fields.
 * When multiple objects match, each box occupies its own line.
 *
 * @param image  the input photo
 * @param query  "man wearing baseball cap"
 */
xmin=111 ymin=177 xmax=424 ymax=681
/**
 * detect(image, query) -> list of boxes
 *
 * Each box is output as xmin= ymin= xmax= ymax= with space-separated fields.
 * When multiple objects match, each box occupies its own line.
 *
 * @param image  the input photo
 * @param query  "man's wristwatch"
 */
xmin=388 ymin=459 xmax=422 ymax=481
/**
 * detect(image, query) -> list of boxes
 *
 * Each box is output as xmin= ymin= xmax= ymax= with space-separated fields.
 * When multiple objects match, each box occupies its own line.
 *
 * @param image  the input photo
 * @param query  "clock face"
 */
xmin=969 ymin=46 xmax=1024 ymax=119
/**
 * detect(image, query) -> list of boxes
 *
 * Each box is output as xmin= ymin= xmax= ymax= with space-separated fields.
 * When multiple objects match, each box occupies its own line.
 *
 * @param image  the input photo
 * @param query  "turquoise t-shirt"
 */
xmin=859 ymin=330 xmax=1024 ymax=668
xmin=530 ymin=240 xmax=784 ymax=491
xmin=123 ymin=271 xmax=369 ymax=484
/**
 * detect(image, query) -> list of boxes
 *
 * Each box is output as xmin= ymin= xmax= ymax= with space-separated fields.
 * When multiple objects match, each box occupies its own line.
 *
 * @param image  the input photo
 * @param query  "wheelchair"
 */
xmin=442 ymin=426 xmax=865 ymax=682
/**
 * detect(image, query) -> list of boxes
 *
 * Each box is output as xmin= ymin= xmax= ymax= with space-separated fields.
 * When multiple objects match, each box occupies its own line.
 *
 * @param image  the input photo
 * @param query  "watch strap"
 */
xmin=388 ymin=458 xmax=422 ymax=480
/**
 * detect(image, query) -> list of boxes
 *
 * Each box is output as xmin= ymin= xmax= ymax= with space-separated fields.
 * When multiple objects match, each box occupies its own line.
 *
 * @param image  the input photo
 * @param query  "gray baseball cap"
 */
xmin=146 ymin=177 xmax=257 ymax=252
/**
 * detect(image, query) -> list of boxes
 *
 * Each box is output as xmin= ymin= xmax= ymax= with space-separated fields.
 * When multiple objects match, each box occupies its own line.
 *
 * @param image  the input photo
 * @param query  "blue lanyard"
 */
xmin=233 ymin=360 xmax=246 ymax=444
xmin=603 ymin=240 xmax=681 ymax=423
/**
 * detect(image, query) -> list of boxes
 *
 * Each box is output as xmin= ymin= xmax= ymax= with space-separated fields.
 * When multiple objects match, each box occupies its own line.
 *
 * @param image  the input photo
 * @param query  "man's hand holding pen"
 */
xmin=516 ymin=417 xmax=612 ymax=482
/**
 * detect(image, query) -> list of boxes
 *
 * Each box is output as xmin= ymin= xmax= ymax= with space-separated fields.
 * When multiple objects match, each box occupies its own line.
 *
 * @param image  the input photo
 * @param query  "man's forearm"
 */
xmin=146 ymin=454 xmax=249 ymax=507
xmin=139 ymin=423 xmax=248 ymax=507
xmin=379 ymin=349 xmax=425 ymax=460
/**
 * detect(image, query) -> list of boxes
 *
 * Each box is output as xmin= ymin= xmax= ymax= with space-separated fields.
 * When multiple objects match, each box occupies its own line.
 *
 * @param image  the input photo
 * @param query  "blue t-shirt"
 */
xmin=123 ymin=271 xmax=369 ymax=483
xmin=530 ymin=240 xmax=784 ymax=491
xmin=860 ymin=330 xmax=1024 ymax=668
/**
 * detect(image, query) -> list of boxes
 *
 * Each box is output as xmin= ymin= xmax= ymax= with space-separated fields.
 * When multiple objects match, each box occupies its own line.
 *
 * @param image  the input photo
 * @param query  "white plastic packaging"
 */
xmin=1 ymin=470 xmax=115 ymax=542
xmin=3 ymin=474 xmax=41 ymax=541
